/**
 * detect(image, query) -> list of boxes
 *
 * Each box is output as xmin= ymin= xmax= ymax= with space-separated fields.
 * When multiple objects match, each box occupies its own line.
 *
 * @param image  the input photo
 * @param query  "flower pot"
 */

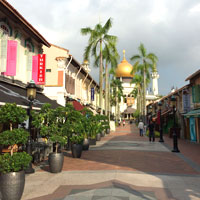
xmin=106 ymin=129 xmax=110 ymax=134
xmin=71 ymin=144 xmax=83 ymax=158
xmin=96 ymin=133 xmax=101 ymax=141
xmin=48 ymin=152 xmax=64 ymax=173
xmin=0 ymin=170 xmax=25 ymax=200
xmin=101 ymin=132 xmax=105 ymax=137
xmin=89 ymin=138 xmax=96 ymax=145
xmin=83 ymin=138 xmax=90 ymax=150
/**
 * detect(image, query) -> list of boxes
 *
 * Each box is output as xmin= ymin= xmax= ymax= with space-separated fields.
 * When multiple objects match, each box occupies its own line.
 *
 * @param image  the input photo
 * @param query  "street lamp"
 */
xmin=158 ymin=101 xmax=164 ymax=142
xmin=25 ymin=80 xmax=37 ymax=173
xmin=170 ymin=95 xmax=180 ymax=153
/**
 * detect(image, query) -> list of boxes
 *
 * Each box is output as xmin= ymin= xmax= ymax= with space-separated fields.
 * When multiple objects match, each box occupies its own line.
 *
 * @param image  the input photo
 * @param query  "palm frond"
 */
xmin=80 ymin=27 xmax=92 ymax=35
xmin=102 ymin=18 xmax=113 ymax=34
xmin=138 ymin=43 xmax=146 ymax=57
xmin=130 ymin=55 xmax=140 ymax=61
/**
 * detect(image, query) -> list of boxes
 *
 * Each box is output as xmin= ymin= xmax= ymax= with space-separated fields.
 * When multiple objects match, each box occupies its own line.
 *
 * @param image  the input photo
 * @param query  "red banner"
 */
xmin=37 ymin=54 xmax=46 ymax=85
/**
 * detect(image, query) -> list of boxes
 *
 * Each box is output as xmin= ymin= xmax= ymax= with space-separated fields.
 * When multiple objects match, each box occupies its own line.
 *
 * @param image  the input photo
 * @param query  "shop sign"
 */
xmin=32 ymin=54 xmax=46 ymax=85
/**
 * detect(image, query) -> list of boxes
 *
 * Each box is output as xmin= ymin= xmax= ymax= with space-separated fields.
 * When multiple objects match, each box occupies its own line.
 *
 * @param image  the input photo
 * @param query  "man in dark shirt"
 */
xmin=148 ymin=120 xmax=155 ymax=142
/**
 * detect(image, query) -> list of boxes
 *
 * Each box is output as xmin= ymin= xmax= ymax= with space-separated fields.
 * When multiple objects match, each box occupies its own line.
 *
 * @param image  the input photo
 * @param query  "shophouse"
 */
xmin=0 ymin=0 xmax=50 ymax=84
xmin=0 ymin=0 xmax=61 ymax=110
xmin=184 ymin=69 xmax=200 ymax=143
xmin=147 ymin=69 xmax=200 ymax=143
xmin=43 ymin=44 xmax=100 ymax=112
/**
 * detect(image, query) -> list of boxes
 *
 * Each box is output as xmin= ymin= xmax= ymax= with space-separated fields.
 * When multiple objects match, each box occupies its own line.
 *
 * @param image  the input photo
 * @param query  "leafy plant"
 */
xmin=0 ymin=152 xmax=32 ymax=174
xmin=32 ymin=104 xmax=68 ymax=153
xmin=0 ymin=103 xmax=31 ymax=173
xmin=70 ymin=135 xmax=84 ymax=145
xmin=0 ymin=103 xmax=27 ymax=131
xmin=0 ymin=128 xmax=29 ymax=156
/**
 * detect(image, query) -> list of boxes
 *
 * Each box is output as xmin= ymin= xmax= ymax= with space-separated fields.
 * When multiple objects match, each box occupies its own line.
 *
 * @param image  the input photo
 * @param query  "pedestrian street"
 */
xmin=22 ymin=123 xmax=200 ymax=200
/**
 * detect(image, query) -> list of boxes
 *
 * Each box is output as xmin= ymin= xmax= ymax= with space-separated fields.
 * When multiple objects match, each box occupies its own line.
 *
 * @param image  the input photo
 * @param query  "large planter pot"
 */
xmin=0 ymin=170 xmax=25 ymax=200
xmin=96 ymin=133 xmax=101 ymax=141
xmin=89 ymin=138 xmax=96 ymax=145
xmin=83 ymin=138 xmax=90 ymax=151
xmin=48 ymin=152 xmax=64 ymax=173
xmin=71 ymin=144 xmax=83 ymax=158
xmin=101 ymin=131 xmax=105 ymax=137
xmin=106 ymin=129 xmax=110 ymax=134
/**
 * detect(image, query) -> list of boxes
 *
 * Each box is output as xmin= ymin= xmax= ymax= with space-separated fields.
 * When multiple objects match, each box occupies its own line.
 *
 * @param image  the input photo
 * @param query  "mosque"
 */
xmin=113 ymin=50 xmax=159 ymax=119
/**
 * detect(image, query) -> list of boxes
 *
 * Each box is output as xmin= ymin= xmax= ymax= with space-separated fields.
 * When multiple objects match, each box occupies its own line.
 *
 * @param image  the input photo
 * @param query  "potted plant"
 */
xmin=81 ymin=108 xmax=93 ymax=150
xmin=101 ymin=115 xmax=110 ymax=134
xmin=65 ymin=110 xmax=85 ymax=157
xmin=0 ymin=103 xmax=32 ymax=200
xmin=32 ymin=104 xmax=67 ymax=173
xmin=70 ymin=134 xmax=84 ymax=158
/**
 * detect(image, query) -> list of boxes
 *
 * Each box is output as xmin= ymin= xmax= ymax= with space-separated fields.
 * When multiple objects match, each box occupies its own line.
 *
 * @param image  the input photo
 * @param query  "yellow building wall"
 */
xmin=43 ymin=45 xmax=69 ymax=86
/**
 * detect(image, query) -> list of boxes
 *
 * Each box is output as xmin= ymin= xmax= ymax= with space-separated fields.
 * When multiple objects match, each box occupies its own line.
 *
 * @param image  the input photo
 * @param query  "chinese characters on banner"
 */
xmin=37 ymin=54 xmax=46 ymax=85
xmin=32 ymin=54 xmax=46 ymax=85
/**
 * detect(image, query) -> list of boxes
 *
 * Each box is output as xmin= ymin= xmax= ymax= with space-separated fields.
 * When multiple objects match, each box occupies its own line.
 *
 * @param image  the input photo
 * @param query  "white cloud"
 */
xmin=149 ymin=0 xmax=168 ymax=24
xmin=6 ymin=0 xmax=200 ymax=95
xmin=189 ymin=3 xmax=200 ymax=14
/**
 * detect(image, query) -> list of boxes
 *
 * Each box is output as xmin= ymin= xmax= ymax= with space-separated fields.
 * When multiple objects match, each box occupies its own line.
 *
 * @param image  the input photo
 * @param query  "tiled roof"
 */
xmin=1 ymin=0 xmax=50 ymax=47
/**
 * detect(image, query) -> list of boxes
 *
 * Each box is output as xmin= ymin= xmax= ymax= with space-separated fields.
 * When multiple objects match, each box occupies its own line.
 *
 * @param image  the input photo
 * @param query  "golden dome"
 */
xmin=116 ymin=50 xmax=134 ymax=78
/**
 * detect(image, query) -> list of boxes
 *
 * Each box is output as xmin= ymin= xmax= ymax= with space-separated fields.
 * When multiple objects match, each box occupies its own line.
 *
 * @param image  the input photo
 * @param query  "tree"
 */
xmin=81 ymin=18 xmax=117 ymax=114
xmin=130 ymin=43 xmax=158 ymax=122
xmin=110 ymin=77 xmax=123 ymax=120
xmin=130 ymin=74 xmax=143 ymax=114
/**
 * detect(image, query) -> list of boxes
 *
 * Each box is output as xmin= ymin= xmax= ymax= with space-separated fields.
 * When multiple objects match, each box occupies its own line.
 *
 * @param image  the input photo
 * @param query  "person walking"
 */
xmin=138 ymin=120 xmax=144 ymax=136
xmin=148 ymin=119 xmax=155 ymax=142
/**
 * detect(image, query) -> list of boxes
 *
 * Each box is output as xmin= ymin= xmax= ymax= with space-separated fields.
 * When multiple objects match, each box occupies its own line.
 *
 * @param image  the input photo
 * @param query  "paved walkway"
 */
xmin=22 ymin=123 xmax=200 ymax=200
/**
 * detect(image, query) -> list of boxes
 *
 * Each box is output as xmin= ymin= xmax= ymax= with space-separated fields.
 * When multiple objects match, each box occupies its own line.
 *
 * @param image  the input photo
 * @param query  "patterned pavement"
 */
xmin=21 ymin=123 xmax=200 ymax=200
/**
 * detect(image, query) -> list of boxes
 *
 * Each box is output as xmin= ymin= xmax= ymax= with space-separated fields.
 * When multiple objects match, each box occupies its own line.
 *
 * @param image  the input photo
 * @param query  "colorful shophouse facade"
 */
xmin=147 ymin=69 xmax=200 ymax=143
xmin=43 ymin=44 xmax=100 ymax=112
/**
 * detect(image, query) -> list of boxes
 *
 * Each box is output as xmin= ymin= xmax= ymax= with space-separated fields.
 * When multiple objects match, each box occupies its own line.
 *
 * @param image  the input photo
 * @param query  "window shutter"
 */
xmin=27 ymin=53 xmax=32 ymax=71
xmin=0 ymin=38 xmax=8 ymax=72
xmin=72 ymin=78 xmax=75 ymax=94
xmin=5 ymin=40 xmax=17 ymax=76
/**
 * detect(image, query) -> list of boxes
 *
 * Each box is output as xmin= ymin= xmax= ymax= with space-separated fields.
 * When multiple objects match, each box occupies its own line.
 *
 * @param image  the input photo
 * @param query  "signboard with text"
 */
xmin=37 ymin=54 xmax=46 ymax=85
xmin=32 ymin=54 xmax=46 ymax=85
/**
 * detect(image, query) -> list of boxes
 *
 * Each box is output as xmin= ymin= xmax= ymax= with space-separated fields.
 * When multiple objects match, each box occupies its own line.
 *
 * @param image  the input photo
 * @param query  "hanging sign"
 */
xmin=32 ymin=54 xmax=46 ymax=85
xmin=37 ymin=54 xmax=46 ymax=85
xmin=91 ymin=87 xmax=94 ymax=101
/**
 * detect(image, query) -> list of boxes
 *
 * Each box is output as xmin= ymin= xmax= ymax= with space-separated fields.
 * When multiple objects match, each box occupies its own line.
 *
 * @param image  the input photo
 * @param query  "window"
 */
xmin=46 ymin=69 xmax=51 ymax=72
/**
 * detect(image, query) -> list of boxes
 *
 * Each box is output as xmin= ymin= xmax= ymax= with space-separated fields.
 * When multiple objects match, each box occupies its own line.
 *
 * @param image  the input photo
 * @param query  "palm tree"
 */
xmin=102 ymin=44 xmax=119 ymax=116
xmin=110 ymin=77 xmax=123 ymax=120
xmin=81 ymin=18 xmax=117 ymax=114
xmin=130 ymin=74 xmax=143 ymax=114
xmin=130 ymin=43 xmax=158 ymax=122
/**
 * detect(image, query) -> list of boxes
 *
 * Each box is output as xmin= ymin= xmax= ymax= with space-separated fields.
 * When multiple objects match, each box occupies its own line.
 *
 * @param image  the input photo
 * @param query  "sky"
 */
xmin=7 ymin=0 xmax=200 ymax=95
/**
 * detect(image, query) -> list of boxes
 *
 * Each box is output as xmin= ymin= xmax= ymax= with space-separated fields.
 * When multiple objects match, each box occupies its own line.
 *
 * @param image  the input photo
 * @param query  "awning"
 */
xmin=0 ymin=80 xmax=61 ymax=109
xmin=72 ymin=100 xmax=84 ymax=111
xmin=183 ymin=109 xmax=200 ymax=118
xmin=123 ymin=107 xmax=136 ymax=114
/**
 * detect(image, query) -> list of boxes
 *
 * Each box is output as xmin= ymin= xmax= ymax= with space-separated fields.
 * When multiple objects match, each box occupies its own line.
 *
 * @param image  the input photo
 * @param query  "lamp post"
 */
xmin=158 ymin=101 xmax=164 ymax=142
xmin=170 ymin=95 xmax=180 ymax=153
xmin=25 ymin=80 xmax=37 ymax=173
